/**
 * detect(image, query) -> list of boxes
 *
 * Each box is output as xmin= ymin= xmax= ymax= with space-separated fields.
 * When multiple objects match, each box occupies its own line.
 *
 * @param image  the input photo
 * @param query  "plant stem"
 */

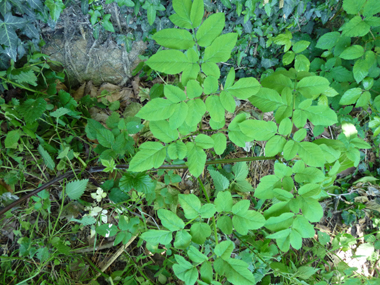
xmin=197 ymin=177 xmax=218 ymax=245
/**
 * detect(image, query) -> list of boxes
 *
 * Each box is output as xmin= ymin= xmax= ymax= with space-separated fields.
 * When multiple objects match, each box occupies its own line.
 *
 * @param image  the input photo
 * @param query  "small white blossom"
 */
xmin=91 ymin=188 xmax=107 ymax=202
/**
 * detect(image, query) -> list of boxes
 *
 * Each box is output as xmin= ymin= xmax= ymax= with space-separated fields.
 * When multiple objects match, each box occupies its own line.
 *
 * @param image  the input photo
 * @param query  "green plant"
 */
xmin=112 ymin=0 xmax=375 ymax=284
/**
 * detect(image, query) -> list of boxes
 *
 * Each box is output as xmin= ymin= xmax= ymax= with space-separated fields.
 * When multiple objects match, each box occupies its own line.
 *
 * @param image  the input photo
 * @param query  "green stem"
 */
xmin=197 ymin=177 xmax=218 ymax=245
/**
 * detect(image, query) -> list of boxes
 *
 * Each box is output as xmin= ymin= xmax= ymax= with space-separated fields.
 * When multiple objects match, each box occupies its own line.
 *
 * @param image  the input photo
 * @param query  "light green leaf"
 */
xmin=45 ymin=0 xmax=65 ymax=21
xmin=186 ymin=142 xmax=206 ymax=177
xmin=248 ymin=87 xmax=283 ymax=112
xmin=66 ymin=179 xmax=88 ymax=200
xmin=178 ymin=193 xmax=201 ymax=219
xmin=129 ymin=142 xmax=166 ymax=172
xmin=182 ymin=63 xmax=201 ymax=85
xmin=200 ymin=261 xmax=213 ymax=283
xmin=169 ymin=101 xmax=189 ymax=129
xmin=136 ymin=98 xmax=174 ymax=121
xmin=164 ymin=84 xmax=187 ymax=103
xmin=339 ymin=88 xmax=362 ymax=105
xmin=150 ymin=120 xmax=178 ymax=143
xmin=201 ymin=62 xmax=220 ymax=78
xmin=18 ymin=98 xmax=47 ymax=123
xmin=190 ymin=222 xmax=211 ymax=244
xmin=172 ymin=0 xmax=192 ymax=19
xmin=342 ymin=0 xmax=366 ymax=14
xmin=292 ymin=40 xmax=310 ymax=53
xmin=261 ymin=73 xmax=293 ymax=93
xmin=340 ymin=45 xmax=365 ymax=60
xmin=298 ymin=196 xmax=323 ymax=222
xmin=220 ymin=91 xmax=236 ymax=113
xmin=217 ymin=258 xmax=256 ymax=285
xmin=294 ymin=167 xmax=325 ymax=183
xmin=298 ymin=184 xmax=321 ymax=198
xmin=190 ymin=0 xmax=204 ymax=28
xmin=211 ymin=133 xmax=227 ymax=155
xmin=297 ymin=142 xmax=325 ymax=167
xmin=203 ymin=33 xmax=238 ymax=63
xmin=141 ymin=230 xmax=172 ymax=245
xmin=5 ymin=130 xmax=20 ymax=149
xmin=157 ymin=209 xmax=185 ymax=232
xmin=153 ymin=29 xmax=195 ymax=50
xmin=363 ymin=0 xmax=380 ymax=17
xmin=232 ymin=162 xmax=248 ymax=181
xmin=97 ymin=128 xmax=115 ymax=148
xmin=200 ymin=203 xmax=216 ymax=218
xmin=195 ymin=134 xmax=214 ymax=149
xmin=173 ymin=255 xmax=197 ymax=285
xmin=188 ymin=245 xmax=208 ymax=263
xmin=174 ymin=230 xmax=192 ymax=249
xmin=38 ymin=145 xmax=55 ymax=170
xmin=217 ymin=216 xmax=233 ymax=234
xmin=186 ymin=80 xmax=203 ymax=99
xmin=283 ymin=140 xmax=299 ymax=160
xmin=146 ymin=50 xmax=190 ymax=74
xmin=206 ymin=95 xmax=224 ymax=122
xmin=278 ymin=118 xmax=292 ymax=135
xmin=254 ymin=175 xmax=281 ymax=199
xmin=226 ymin=77 xmax=260 ymax=99
xmin=341 ymin=16 xmax=370 ymax=37
xmin=265 ymin=135 xmax=286 ymax=157
xmin=295 ymin=54 xmax=310 ymax=72
xmin=186 ymin=99 xmax=206 ymax=126
xmin=292 ymin=215 xmax=315 ymax=238
xmin=169 ymin=13 xmax=192 ymax=29
xmin=265 ymin=212 xmax=294 ymax=232
xmin=282 ymin=51 xmax=295 ymax=65
xmin=232 ymin=200 xmax=265 ymax=235
xmin=224 ymin=67 xmax=235 ymax=89
xmin=203 ymin=76 xmax=219 ymax=94
xmin=315 ymin=32 xmax=340 ymax=50
xmin=304 ymin=105 xmax=338 ymax=126
xmin=215 ymin=240 xmax=234 ymax=260
xmin=209 ymin=169 xmax=229 ymax=192
xmin=353 ymin=58 xmax=370 ymax=83
xmin=214 ymin=191 xmax=232 ymax=212
xmin=168 ymin=141 xmax=187 ymax=160
xmin=296 ymin=76 xmax=330 ymax=99
xmin=239 ymin=120 xmax=277 ymax=141
xmin=196 ymin=13 xmax=225 ymax=47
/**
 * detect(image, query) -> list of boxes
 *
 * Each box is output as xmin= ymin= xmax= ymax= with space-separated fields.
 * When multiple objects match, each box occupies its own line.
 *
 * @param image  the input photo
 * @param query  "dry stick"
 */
xmin=0 ymin=155 xmax=277 ymax=217
xmin=94 ymin=234 xmax=138 ymax=280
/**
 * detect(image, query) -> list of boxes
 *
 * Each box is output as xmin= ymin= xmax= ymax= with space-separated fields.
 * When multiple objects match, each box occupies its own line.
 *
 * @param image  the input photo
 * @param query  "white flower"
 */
xmin=91 ymin=188 xmax=107 ymax=202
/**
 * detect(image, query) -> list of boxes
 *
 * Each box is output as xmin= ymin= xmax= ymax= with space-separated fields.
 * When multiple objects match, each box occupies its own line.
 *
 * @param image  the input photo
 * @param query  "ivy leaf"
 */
xmin=18 ymin=97 xmax=47 ymax=123
xmin=158 ymin=209 xmax=185 ymax=232
xmin=128 ymin=142 xmax=166 ymax=172
xmin=146 ymin=50 xmax=190 ymax=74
xmin=150 ymin=120 xmax=178 ymax=143
xmin=37 ymin=145 xmax=55 ymax=171
xmin=102 ymin=14 xmax=114 ymax=32
xmin=141 ymin=230 xmax=172 ymax=245
xmin=66 ymin=179 xmax=88 ymax=200
xmin=96 ymin=224 xmax=118 ymax=237
xmin=186 ymin=142 xmax=206 ymax=177
xmin=232 ymin=200 xmax=265 ymax=235
xmin=27 ymin=0 xmax=44 ymax=10
xmin=226 ymin=77 xmax=260 ymax=99
xmin=196 ymin=13 xmax=225 ymax=47
xmin=153 ymin=28 xmax=195 ymax=50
